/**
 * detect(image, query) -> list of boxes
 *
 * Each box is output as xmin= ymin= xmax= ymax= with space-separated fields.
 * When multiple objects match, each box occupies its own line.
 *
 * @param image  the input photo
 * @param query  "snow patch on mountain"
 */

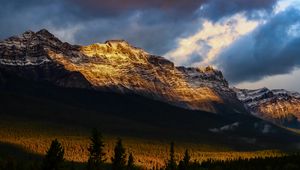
xmin=262 ymin=124 xmax=272 ymax=134
xmin=209 ymin=122 xmax=240 ymax=133
xmin=0 ymin=57 xmax=51 ymax=66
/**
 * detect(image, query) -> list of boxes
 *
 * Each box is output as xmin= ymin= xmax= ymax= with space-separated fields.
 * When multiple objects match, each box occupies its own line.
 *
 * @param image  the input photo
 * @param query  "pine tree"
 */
xmin=111 ymin=138 xmax=126 ymax=170
xmin=3 ymin=157 xmax=16 ymax=170
xmin=70 ymin=161 xmax=76 ymax=170
xmin=127 ymin=153 xmax=134 ymax=170
xmin=87 ymin=128 xmax=106 ymax=170
xmin=178 ymin=149 xmax=190 ymax=170
xmin=42 ymin=139 xmax=65 ymax=170
xmin=165 ymin=142 xmax=177 ymax=170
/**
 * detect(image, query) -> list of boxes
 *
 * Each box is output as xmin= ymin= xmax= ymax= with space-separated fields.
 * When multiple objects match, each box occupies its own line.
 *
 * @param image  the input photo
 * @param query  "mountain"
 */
xmin=1 ymin=29 xmax=300 ymax=150
xmin=235 ymin=87 xmax=300 ymax=129
xmin=0 ymin=29 xmax=245 ymax=114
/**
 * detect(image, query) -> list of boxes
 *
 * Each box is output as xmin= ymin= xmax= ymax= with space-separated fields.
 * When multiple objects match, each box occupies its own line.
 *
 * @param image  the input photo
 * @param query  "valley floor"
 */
xmin=0 ymin=117 xmax=285 ymax=168
xmin=0 ymin=86 xmax=299 ymax=169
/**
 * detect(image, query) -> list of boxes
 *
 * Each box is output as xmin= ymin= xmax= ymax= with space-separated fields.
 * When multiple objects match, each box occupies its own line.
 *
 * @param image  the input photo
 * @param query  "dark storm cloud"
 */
xmin=0 ymin=0 xmax=281 ymax=55
xmin=72 ymin=8 xmax=206 ymax=55
xmin=198 ymin=0 xmax=278 ymax=21
xmin=0 ymin=0 xmax=80 ymax=39
xmin=69 ymin=0 xmax=278 ymax=20
xmin=69 ymin=0 xmax=208 ymax=17
xmin=216 ymin=8 xmax=300 ymax=83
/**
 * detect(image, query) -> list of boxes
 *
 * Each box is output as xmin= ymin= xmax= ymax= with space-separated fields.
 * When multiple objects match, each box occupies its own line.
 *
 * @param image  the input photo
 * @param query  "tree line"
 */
xmin=0 ymin=129 xmax=136 ymax=170
xmin=43 ymin=129 xmax=137 ymax=170
xmin=162 ymin=142 xmax=300 ymax=170
xmin=1 ymin=129 xmax=300 ymax=170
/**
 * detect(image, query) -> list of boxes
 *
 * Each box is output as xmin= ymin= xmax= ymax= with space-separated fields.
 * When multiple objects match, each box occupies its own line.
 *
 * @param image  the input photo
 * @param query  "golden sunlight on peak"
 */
xmin=46 ymin=48 xmax=227 ymax=113
xmin=80 ymin=41 xmax=149 ymax=64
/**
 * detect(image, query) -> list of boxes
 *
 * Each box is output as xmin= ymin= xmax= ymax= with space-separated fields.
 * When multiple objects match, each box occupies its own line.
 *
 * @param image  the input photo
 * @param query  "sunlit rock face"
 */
xmin=235 ymin=88 xmax=300 ymax=128
xmin=0 ymin=29 xmax=245 ymax=113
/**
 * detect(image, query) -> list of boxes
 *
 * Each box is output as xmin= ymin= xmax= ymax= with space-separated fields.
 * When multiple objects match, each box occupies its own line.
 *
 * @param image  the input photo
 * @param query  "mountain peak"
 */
xmin=198 ymin=65 xmax=218 ymax=73
xmin=201 ymin=65 xmax=214 ymax=71
xmin=103 ymin=39 xmax=144 ymax=51
xmin=22 ymin=30 xmax=35 ymax=35
xmin=20 ymin=29 xmax=55 ymax=39
xmin=81 ymin=39 xmax=149 ymax=60
xmin=105 ymin=39 xmax=130 ymax=48
xmin=7 ymin=29 xmax=62 ymax=46
xmin=105 ymin=39 xmax=128 ymax=44
xmin=21 ymin=30 xmax=35 ymax=39
xmin=36 ymin=29 xmax=55 ymax=38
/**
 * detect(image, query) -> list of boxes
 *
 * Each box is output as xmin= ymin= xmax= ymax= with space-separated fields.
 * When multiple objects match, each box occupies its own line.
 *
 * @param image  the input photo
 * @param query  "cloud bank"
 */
xmin=216 ymin=8 xmax=300 ymax=83
xmin=2 ymin=0 xmax=300 ymax=91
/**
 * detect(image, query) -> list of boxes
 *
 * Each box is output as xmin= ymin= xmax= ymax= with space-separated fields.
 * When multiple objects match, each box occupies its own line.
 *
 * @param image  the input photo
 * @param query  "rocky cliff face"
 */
xmin=0 ymin=29 xmax=246 ymax=113
xmin=0 ymin=29 xmax=92 ymax=88
xmin=235 ymin=88 xmax=300 ymax=128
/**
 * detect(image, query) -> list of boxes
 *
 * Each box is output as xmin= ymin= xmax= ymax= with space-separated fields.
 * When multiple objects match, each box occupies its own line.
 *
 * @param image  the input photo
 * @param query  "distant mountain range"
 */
xmin=1 ymin=29 xmax=300 ymax=148
xmin=235 ymin=88 xmax=300 ymax=129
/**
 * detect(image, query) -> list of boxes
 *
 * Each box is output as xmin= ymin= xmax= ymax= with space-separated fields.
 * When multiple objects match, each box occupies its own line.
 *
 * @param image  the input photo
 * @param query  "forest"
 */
xmin=0 ymin=129 xmax=299 ymax=170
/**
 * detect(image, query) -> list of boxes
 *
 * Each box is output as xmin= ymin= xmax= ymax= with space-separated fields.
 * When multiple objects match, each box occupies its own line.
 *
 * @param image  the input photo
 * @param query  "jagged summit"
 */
xmin=235 ymin=87 xmax=300 ymax=105
xmin=5 ymin=29 xmax=65 ymax=49
xmin=36 ymin=28 xmax=54 ymax=36
xmin=20 ymin=29 xmax=55 ymax=38
xmin=105 ymin=39 xmax=128 ymax=44
xmin=21 ymin=30 xmax=35 ymax=37
xmin=17 ymin=29 xmax=56 ymax=41
xmin=0 ymin=29 xmax=77 ymax=67
xmin=103 ymin=39 xmax=146 ymax=52
xmin=104 ymin=39 xmax=132 ymax=48
xmin=82 ymin=39 xmax=149 ymax=61
xmin=199 ymin=65 xmax=215 ymax=72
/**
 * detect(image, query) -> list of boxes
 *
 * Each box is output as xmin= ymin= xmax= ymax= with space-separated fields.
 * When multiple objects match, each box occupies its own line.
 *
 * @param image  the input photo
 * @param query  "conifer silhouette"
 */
xmin=42 ymin=139 xmax=64 ymax=170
